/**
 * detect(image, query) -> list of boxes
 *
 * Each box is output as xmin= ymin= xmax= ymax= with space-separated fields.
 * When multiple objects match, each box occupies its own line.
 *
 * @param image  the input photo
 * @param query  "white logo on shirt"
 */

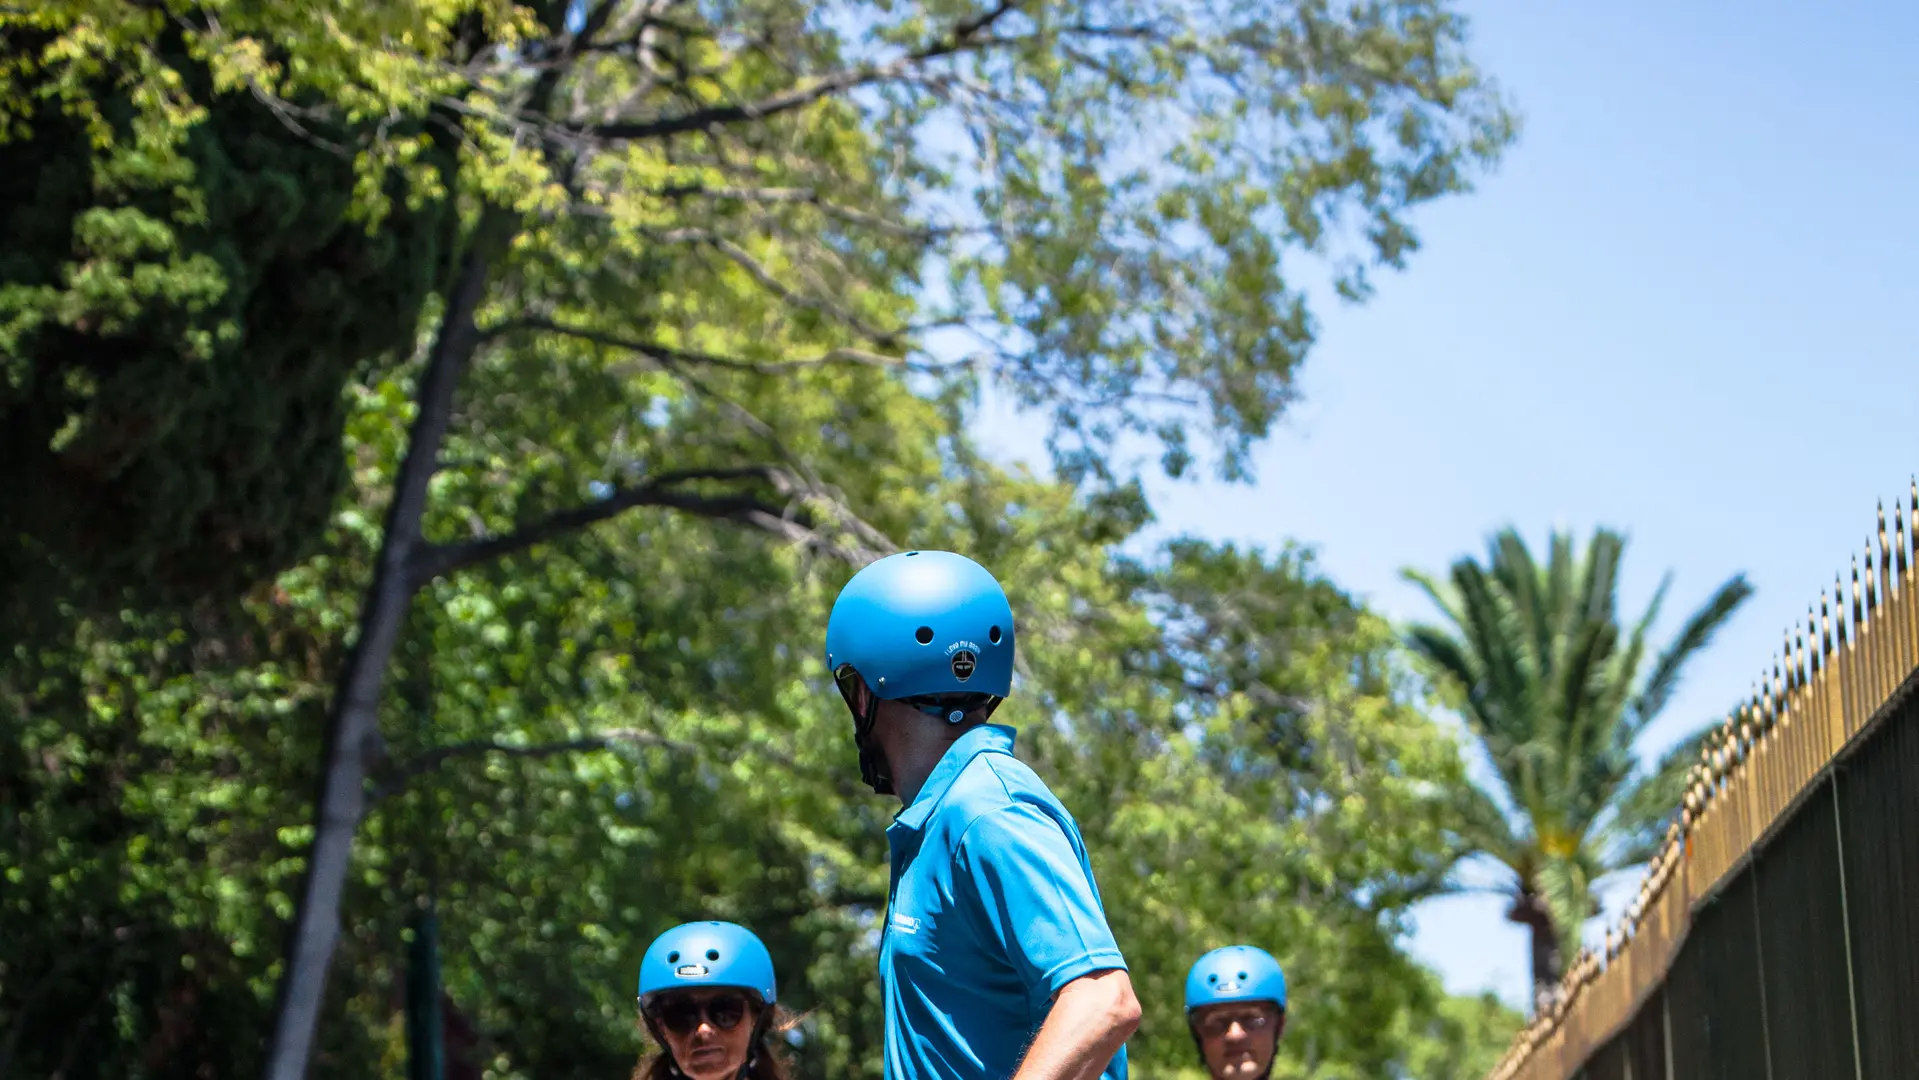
xmin=890 ymin=911 xmax=922 ymax=935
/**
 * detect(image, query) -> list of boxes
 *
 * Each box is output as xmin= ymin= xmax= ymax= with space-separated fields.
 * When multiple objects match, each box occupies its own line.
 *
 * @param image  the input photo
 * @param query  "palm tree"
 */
xmin=1403 ymin=527 xmax=1752 ymax=1010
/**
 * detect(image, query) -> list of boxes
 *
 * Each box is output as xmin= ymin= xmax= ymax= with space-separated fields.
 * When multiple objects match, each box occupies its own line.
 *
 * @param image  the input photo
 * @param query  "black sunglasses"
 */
xmin=1196 ymin=1008 xmax=1276 ymax=1038
xmin=649 ymin=992 xmax=754 ymax=1035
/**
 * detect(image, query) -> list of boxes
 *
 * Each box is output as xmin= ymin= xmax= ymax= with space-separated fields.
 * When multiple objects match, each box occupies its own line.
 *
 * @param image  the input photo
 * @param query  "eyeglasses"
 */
xmin=1196 ymin=1009 xmax=1276 ymax=1039
xmin=649 ymin=992 xmax=753 ymax=1035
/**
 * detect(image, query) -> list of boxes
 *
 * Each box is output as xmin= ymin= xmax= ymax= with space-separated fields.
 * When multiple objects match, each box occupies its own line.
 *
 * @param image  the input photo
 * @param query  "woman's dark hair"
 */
xmin=631 ymin=998 xmax=800 ymax=1080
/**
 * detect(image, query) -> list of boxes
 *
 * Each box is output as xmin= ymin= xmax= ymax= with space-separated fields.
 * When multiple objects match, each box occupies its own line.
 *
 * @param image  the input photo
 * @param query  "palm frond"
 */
xmin=1402 ymin=567 xmax=1465 ymax=629
xmin=1630 ymin=573 xmax=1754 ymax=730
xmin=1605 ymin=573 xmax=1671 ymax=754
xmin=1448 ymin=781 xmax=1526 ymax=870
xmin=1600 ymin=727 xmax=1711 ymax=869
xmin=1406 ymin=623 xmax=1483 ymax=709
xmin=1453 ymin=560 xmax=1535 ymax=747
xmin=1572 ymin=528 xmax=1625 ymax=628
xmin=1493 ymin=529 xmax=1551 ymax=676
xmin=1545 ymin=531 xmax=1574 ymax=647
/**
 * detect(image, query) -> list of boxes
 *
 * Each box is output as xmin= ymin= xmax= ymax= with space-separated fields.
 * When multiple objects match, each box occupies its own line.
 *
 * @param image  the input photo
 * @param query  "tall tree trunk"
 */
xmin=262 ymin=241 xmax=495 ymax=1080
xmin=1506 ymin=888 xmax=1561 ymax=1013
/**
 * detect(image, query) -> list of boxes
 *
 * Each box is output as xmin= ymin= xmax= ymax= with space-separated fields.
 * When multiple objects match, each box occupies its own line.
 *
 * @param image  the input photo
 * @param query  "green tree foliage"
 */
xmin=1032 ymin=539 xmax=1504 ymax=1078
xmin=0 ymin=12 xmax=459 ymax=631
xmin=1 ymin=0 xmax=1515 ymax=633
xmin=1 ymin=0 xmax=1524 ymax=1075
xmin=1402 ymin=527 xmax=1752 ymax=1006
xmin=1 ymin=386 xmax=1522 ymax=1076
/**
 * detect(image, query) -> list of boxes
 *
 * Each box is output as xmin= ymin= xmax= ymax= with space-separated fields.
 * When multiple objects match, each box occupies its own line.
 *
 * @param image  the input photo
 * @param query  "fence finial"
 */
xmin=1834 ymin=575 xmax=1848 ymax=649
xmin=1795 ymin=623 xmax=1809 ymax=687
xmin=1820 ymin=594 xmax=1833 ymax=663
xmin=1879 ymin=502 xmax=1894 ymax=598
xmin=1853 ymin=554 xmax=1865 ymax=628
xmin=1896 ymin=495 xmax=1909 ymax=582
xmin=1866 ymin=538 xmax=1879 ymax=615
xmin=1783 ymin=629 xmax=1797 ymax=693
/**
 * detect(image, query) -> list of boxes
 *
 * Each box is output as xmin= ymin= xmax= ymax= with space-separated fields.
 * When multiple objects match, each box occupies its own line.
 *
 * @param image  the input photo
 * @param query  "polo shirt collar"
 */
xmin=891 ymin=723 xmax=1017 ymax=832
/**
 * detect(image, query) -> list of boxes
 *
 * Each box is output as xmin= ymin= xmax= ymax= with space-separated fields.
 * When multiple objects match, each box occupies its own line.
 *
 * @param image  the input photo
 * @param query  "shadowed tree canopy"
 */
xmin=0 ymin=18 xmax=461 ymax=634
xmin=1402 ymin=527 xmax=1752 ymax=1008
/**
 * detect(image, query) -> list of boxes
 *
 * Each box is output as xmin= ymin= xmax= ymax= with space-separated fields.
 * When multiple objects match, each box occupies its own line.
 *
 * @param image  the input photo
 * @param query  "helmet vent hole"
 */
xmin=988 ymin=625 xmax=1002 ymax=644
xmin=915 ymin=626 xmax=934 ymax=645
xmin=667 ymin=951 xmax=680 ymax=963
xmin=1238 ymin=971 xmax=1248 ymax=980
xmin=905 ymin=551 xmax=919 ymax=556
xmin=706 ymin=949 xmax=721 ymax=961
xmin=1207 ymin=974 xmax=1218 ymax=984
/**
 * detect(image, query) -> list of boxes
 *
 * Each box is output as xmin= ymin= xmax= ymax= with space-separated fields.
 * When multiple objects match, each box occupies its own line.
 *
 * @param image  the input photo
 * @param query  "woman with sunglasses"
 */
xmin=635 ymin=921 xmax=795 ymax=1080
xmin=1184 ymin=945 xmax=1287 ymax=1080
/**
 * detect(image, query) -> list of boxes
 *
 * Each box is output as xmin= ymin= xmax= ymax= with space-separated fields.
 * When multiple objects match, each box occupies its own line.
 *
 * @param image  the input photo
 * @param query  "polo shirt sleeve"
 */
xmin=953 ymin=802 xmax=1128 ymax=1009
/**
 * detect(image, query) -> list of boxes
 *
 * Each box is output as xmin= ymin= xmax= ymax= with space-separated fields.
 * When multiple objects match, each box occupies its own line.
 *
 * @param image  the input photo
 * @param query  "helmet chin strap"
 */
xmin=642 ymin=1013 xmax=676 ymax=1075
xmin=838 ymin=672 xmax=1004 ymax=795
xmin=735 ymin=1008 xmax=772 ymax=1080
xmin=850 ymin=687 xmax=895 ymax=796
xmin=837 ymin=669 xmax=896 ymax=795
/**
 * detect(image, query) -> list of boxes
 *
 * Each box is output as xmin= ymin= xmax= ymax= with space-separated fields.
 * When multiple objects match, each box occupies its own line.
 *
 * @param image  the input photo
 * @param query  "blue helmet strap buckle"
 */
xmin=904 ymin=692 xmax=998 ymax=725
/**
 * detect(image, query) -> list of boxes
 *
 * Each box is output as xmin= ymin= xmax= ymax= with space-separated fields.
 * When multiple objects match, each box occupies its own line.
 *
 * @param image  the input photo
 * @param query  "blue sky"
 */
xmin=973 ymin=0 xmax=1919 ymax=1006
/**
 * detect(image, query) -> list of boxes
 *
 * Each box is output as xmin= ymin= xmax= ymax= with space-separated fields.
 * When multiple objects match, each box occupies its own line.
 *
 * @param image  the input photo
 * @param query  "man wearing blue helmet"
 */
xmin=826 ymin=550 xmax=1141 ymax=1080
xmin=1184 ymin=946 xmax=1288 ymax=1080
xmin=636 ymin=922 xmax=794 ymax=1080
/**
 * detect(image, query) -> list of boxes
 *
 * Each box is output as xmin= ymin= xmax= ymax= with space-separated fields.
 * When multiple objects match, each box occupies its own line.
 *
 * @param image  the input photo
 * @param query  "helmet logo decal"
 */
xmin=675 ymin=963 xmax=709 ymax=978
xmin=945 ymin=639 xmax=980 ymax=682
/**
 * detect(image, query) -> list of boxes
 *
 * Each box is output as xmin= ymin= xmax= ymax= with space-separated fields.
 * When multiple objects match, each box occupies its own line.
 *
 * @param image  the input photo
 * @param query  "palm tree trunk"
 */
xmin=1506 ymin=888 xmax=1562 ymax=1012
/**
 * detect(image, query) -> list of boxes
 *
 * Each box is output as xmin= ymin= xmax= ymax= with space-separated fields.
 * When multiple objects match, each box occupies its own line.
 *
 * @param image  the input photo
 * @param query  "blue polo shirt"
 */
xmin=881 ymin=723 xmax=1128 ymax=1080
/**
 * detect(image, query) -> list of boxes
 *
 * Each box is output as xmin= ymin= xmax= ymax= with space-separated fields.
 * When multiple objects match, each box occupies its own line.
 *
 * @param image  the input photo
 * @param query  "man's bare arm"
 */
xmin=1011 ymin=969 xmax=1141 ymax=1080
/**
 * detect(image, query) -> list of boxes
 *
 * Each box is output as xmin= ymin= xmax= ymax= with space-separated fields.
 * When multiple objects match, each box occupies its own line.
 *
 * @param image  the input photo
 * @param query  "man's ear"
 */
xmin=1275 ymin=1013 xmax=1287 ymax=1041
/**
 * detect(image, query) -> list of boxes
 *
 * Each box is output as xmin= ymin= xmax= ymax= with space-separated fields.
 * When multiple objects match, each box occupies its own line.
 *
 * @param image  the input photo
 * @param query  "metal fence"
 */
xmin=1488 ymin=485 xmax=1919 ymax=1080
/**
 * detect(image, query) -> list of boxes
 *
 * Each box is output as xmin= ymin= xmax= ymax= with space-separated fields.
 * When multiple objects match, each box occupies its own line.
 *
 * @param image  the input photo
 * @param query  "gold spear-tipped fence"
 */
xmin=1485 ymin=480 xmax=1919 ymax=1080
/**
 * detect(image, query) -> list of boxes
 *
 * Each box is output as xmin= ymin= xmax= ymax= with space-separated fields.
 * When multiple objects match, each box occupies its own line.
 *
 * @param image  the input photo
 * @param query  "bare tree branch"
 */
xmin=370 ymin=728 xmax=695 ymax=801
xmin=486 ymin=315 xmax=944 ymax=373
xmin=579 ymin=0 xmax=1023 ymax=140
xmin=407 ymin=466 xmax=814 ymax=586
xmin=641 ymin=183 xmax=965 ymax=239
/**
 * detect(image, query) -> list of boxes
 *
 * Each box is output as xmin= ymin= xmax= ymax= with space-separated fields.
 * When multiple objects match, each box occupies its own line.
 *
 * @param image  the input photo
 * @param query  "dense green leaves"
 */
xmin=2 ymin=0 xmax=1525 ymax=1075
xmin=2 ymin=388 xmax=1522 ymax=1077
xmin=0 ymin=13 xmax=459 ymax=631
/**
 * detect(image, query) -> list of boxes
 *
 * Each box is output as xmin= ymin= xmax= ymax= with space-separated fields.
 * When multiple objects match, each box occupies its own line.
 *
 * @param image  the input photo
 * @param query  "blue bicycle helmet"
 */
xmin=638 ymin=923 xmax=778 ymax=1080
xmin=1186 ymin=946 xmax=1287 ymax=1079
xmin=638 ymin=921 xmax=777 ymax=1006
xmin=1185 ymin=945 xmax=1287 ymax=1013
xmin=825 ymin=550 xmax=1016 ymax=793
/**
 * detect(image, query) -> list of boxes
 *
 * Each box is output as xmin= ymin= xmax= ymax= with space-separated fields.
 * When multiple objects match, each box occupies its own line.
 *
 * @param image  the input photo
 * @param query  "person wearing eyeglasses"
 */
xmin=1184 ymin=946 xmax=1287 ymax=1080
xmin=826 ymin=550 xmax=1141 ymax=1080
xmin=635 ymin=921 xmax=796 ymax=1080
